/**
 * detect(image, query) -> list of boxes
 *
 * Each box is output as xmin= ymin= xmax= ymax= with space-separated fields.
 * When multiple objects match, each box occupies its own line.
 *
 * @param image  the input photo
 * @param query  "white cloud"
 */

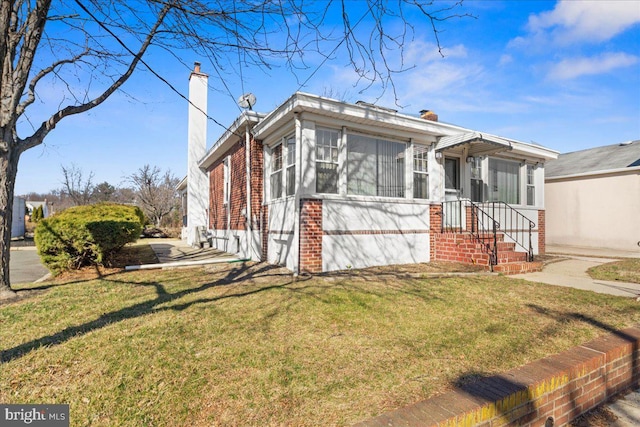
xmin=523 ymin=0 xmax=640 ymax=45
xmin=548 ymin=52 xmax=639 ymax=80
xmin=498 ymin=54 xmax=513 ymax=66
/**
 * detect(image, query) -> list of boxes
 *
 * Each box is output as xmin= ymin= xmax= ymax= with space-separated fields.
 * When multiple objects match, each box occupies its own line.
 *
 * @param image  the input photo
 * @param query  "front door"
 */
xmin=444 ymin=157 xmax=461 ymax=228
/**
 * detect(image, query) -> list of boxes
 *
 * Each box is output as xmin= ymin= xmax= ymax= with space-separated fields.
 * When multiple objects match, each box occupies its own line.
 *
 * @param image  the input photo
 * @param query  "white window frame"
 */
xmin=413 ymin=144 xmax=429 ymax=199
xmin=270 ymin=143 xmax=283 ymax=200
xmin=285 ymin=135 xmax=296 ymax=197
xmin=526 ymin=164 xmax=535 ymax=206
xmin=315 ymin=128 xmax=340 ymax=194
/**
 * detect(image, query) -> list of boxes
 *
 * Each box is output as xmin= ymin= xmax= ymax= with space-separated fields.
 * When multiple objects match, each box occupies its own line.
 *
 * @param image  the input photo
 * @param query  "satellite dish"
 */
xmin=237 ymin=93 xmax=257 ymax=110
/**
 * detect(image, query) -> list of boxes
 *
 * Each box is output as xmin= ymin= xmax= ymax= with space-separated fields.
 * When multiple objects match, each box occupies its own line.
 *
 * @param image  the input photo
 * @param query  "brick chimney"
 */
xmin=420 ymin=109 xmax=438 ymax=122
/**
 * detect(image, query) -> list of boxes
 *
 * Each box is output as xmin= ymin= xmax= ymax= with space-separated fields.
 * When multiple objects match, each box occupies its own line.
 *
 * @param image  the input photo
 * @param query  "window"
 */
xmin=413 ymin=145 xmax=429 ymax=199
xmin=223 ymin=156 xmax=230 ymax=205
xmin=488 ymin=158 xmax=520 ymax=204
xmin=315 ymin=128 xmax=339 ymax=193
xmin=526 ymin=164 xmax=535 ymax=206
xmin=286 ymin=135 xmax=296 ymax=196
xmin=470 ymin=157 xmax=484 ymax=202
xmin=270 ymin=144 xmax=282 ymax=200
xmin=347 ymin=134 xmax=405 ymax=198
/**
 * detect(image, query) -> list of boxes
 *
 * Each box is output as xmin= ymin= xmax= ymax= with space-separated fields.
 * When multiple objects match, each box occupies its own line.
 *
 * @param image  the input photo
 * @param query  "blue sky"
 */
xmin=15 ymin=0 xmax=640 ymax=195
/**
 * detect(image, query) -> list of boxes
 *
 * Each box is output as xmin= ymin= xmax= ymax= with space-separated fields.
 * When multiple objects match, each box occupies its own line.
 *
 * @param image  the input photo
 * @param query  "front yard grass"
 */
xmin=1 ymin=261 xmax=639 ymax=426
xmin=588 ymin=258 xmax=640 ymax=284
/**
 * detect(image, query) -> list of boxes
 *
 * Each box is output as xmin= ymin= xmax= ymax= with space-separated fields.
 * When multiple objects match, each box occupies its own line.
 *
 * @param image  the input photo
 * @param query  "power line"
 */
xmin=296 ymin=3 xmax=373 ymax=92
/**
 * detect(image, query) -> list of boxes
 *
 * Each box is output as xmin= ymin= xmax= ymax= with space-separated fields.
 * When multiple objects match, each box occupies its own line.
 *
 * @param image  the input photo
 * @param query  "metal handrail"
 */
xmin=440 ymin=199 xmax=535 ymax=265
xmin=485 ymin=201 xmax=535 ymax=262
xmin=441 ymin=199 xmax=499 ymax=267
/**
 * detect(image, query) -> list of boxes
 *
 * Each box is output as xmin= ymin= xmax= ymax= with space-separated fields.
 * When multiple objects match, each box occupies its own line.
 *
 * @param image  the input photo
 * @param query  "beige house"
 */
xmin=545 ymin=140 xmax=640 ymax=252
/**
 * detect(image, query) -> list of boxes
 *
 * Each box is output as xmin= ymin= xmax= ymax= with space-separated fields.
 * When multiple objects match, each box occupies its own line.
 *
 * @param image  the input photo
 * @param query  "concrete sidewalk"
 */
xmin=512 ymin=256 xmax=640 ymax=298
xmin=126 ymin=238 xmax=244 ymax=271
xmin=512 ymin=245 xmax=640 ymax=298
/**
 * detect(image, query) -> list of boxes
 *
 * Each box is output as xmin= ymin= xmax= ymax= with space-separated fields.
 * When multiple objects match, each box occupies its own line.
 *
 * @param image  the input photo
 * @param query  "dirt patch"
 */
xmin=570 ymin=405 xmax=618 ymax=427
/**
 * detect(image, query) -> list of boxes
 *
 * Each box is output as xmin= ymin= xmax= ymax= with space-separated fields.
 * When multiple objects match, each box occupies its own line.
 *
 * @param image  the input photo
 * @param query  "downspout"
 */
xmin=245 ymin=123 xmax=252 ymax=259
xmin=294 ymin=113 xmax=302 ymax=276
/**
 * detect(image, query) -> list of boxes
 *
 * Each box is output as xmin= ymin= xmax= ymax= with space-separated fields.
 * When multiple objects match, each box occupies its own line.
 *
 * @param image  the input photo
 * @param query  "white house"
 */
xmin=180 ymin=64 xmax=558 ymax=274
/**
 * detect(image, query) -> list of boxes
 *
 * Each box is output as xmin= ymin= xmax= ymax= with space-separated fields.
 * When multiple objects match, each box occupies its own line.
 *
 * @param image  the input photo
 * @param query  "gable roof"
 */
xmin=545 ymin=140 xmax=640 ymax=178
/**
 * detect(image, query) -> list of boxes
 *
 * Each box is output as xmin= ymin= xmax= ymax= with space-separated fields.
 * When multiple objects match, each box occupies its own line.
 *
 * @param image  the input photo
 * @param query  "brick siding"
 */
xmin=429 ymin=204 xmax=442 ymax=261
xmin=207 ymin=141 xmax=247 ymax=231
xmin=538 ymin=210 xmax=546 ymax=255
xmin=299 ymin=199 xmax=323 ymax=273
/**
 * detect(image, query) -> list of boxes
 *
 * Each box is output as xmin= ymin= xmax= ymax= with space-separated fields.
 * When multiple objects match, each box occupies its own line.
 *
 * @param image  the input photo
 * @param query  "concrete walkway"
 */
xmin=126 ymin=238 xmax=244 ymax=271
xmin=512 ymin=246 xmax=640 ymax=298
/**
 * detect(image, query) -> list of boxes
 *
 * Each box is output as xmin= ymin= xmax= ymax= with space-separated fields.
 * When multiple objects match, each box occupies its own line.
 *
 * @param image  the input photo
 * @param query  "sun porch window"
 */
xmin=488 ymin=158 xmax=520 ymax=204
xmin=347 ymin=134 xmax=405 ymax=198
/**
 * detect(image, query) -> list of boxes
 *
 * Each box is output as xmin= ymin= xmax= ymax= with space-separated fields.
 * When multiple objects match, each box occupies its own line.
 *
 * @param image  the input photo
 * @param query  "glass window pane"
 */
xmin=270 ymin=171 xmax=282 ymax=200
xmin=488 ymin=158 xmax=520 ymax=204
xmin=287 ymin=137 xmax=295 ymax=166
xmin=347 ymin=134 xmax=377 ymax=196
xmin=414 ymin=173 xmax=428 ymax=199
xmin=286 ymin=166 xmax=295 ymax=196
xmin=377 ymin=139 xmax=405 ymax=197
xmin=316 ymin=163 xmax=338 ymax=193
xmin=527 ymin=185 xmax=535 ymax=206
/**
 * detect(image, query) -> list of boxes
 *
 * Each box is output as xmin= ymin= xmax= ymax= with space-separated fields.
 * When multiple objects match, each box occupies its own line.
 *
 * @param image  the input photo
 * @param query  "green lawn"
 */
xmin=1 ymin=260 xmax=639 ymax=426
xmin=588 ymin=258 xmax=640 ymax=284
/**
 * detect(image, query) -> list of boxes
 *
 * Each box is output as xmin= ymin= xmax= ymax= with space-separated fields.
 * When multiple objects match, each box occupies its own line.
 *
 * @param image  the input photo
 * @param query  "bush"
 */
xmin=35 ymin=203 xmax=144 ymax=274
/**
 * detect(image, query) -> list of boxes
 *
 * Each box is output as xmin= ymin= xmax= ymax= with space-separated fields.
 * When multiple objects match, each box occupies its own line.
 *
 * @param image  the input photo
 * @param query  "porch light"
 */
xmin=466 ymin=156 xmax=474 ymax=163
xmin=435 ymin=152 xmax=443 ymax=160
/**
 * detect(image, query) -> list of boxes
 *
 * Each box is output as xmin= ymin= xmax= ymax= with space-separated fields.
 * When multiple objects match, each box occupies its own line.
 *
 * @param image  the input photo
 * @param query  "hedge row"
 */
xmin=35 ymin=203 xmax=144 ymax=274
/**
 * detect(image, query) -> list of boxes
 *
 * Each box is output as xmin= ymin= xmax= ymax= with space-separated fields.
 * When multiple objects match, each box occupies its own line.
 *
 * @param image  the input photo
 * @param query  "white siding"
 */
xmin=321 ymin=199 xmax=430 ymax=271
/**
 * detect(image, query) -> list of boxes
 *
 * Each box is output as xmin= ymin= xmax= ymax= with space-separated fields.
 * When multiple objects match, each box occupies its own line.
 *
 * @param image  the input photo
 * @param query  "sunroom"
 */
xmin=256 ymin=93 xmax=556 ymax=273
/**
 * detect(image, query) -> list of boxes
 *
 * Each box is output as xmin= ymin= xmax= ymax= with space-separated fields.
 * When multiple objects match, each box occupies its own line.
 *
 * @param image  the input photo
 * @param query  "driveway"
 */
xmin=9 ymin=246 xmax=49 ymax=284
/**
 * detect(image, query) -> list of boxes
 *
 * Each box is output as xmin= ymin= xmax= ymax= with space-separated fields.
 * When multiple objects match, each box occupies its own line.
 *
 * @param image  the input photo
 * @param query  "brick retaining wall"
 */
xmin=356 ymin=326 xmax=640 ymax=427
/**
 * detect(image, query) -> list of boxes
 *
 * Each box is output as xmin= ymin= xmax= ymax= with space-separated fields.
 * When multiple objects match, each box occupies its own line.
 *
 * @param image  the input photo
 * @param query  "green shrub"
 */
xmin=32 ymin=205 xmax=44 ymax=222
xmin=35 ymin=203 xmax=144 ymax=274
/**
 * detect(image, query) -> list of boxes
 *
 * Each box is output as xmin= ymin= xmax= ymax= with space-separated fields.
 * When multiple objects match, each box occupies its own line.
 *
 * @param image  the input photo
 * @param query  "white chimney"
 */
xmin=186 ymin=61 xmax=209 ymax=246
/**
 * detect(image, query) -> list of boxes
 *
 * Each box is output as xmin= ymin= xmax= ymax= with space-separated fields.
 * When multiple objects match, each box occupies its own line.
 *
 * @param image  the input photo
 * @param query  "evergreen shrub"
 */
xmin=35 ymin=203 xmax=144 ymax=274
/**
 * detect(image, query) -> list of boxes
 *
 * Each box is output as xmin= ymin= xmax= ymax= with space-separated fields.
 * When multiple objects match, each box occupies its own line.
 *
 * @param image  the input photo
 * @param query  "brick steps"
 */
xmin=493 ymin=260 xmax=543 ymax=274
xmin=433 ymin=232 xmax=539 ymax=274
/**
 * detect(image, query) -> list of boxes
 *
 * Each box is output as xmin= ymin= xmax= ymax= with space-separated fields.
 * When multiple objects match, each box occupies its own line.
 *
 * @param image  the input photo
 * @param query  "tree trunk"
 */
xmin=0 ymin=148 xmax=20 ymax=300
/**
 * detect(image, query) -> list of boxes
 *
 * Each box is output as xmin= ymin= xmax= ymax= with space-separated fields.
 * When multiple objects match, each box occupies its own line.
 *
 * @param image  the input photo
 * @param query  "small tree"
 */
xmin=93 ymin=182 xmax=117 ymax=203
xmin=61 ymin=164 xmax=95 ymax=206
xmin=32 ymin=205 xmax=44 ymax=223
xmin=128 ymin=165 xmax=179 ymax=228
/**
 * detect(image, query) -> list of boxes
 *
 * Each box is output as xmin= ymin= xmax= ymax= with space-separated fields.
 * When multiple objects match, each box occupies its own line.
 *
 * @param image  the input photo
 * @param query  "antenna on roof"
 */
xmin=237 ymin=93 xmax=257 ymax=110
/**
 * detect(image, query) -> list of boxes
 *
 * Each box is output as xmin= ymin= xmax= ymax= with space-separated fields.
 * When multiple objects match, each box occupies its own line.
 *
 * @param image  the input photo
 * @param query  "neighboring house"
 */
xmin=180 ymin=64 xmax=558 ymax=274
xmin=26 ymin=200 xmax=50 ymax=219
xmin=545 ymin=140 xmax=640 ymax=252
xmin=11 ymin=197 xmax=26 ymax=238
